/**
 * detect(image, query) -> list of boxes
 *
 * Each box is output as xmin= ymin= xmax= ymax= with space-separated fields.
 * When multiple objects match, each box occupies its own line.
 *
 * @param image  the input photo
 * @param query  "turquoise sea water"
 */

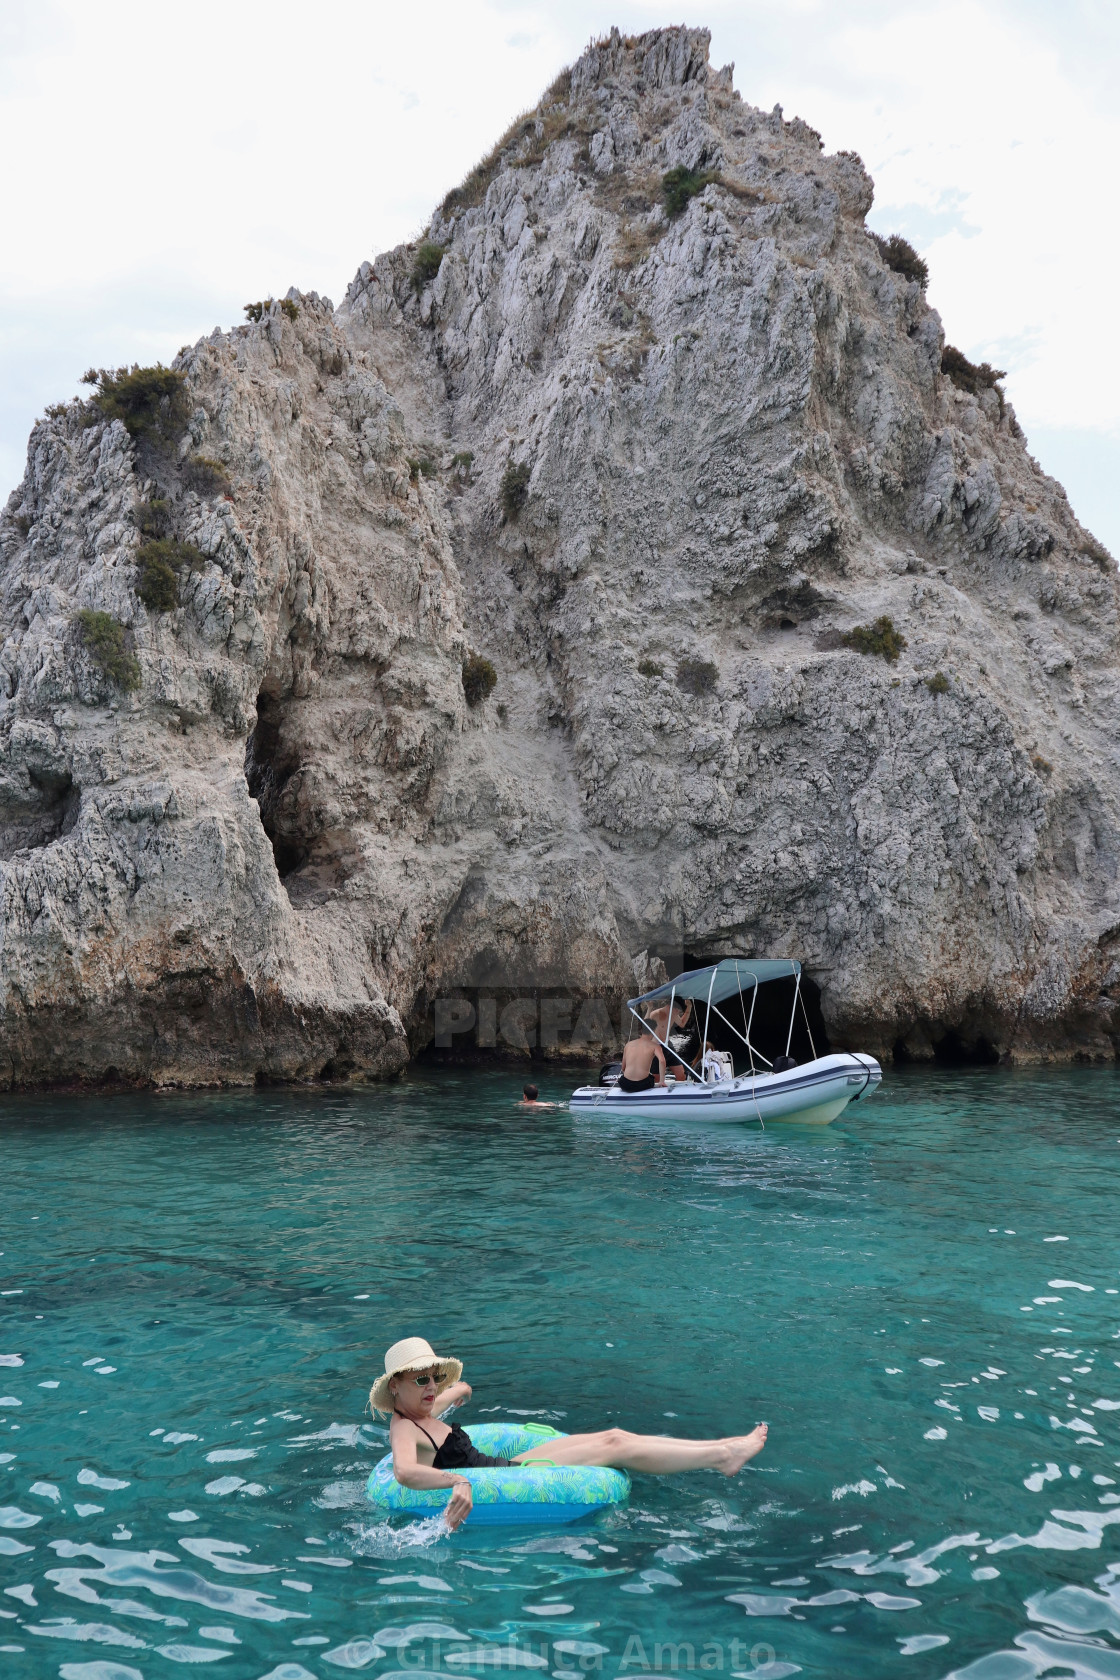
xmin=2 ymin=1066 xmax=1120 ymax=1680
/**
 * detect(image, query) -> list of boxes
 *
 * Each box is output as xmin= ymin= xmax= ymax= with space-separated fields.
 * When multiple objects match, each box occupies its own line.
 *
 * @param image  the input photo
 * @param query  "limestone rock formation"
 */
xmin=2 ymin=24 xmax=1117 ymax=1083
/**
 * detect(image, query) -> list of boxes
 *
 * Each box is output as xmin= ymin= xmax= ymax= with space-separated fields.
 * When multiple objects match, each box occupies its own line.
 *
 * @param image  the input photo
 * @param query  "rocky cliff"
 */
xmin=1 ymin=24 xmax=1117 ymax=1085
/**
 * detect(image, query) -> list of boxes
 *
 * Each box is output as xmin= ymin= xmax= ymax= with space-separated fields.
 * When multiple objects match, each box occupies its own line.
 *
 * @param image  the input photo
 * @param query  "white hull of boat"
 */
xmin=570 ymin=1052 xmax=882 ymax=1125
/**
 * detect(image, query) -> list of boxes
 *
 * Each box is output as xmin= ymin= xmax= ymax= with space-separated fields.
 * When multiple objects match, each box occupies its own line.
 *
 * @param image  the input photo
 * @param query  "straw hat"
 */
xmin=369 ymin=1336 xmax=463 ymax=1416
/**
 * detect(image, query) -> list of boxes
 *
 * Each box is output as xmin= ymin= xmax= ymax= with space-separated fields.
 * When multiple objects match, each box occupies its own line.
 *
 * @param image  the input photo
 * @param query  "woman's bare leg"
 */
xmin=514 ymin=1423 xmax=767 ymax=1476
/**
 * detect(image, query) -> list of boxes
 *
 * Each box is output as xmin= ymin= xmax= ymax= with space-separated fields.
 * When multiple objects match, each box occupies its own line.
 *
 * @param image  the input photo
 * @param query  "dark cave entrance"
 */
xmin=933 ymin=1028 xmax=1000 ymax=1066
xmin=244 ymin=688 xmax=306 ymax=878
xmin=0 ymin=769 xmax=80 ymax=860
xmin=892 ymin=1029 xmax=1002 ymax=1066
xmin=681 ymin=954 xmax=830 ymax=1069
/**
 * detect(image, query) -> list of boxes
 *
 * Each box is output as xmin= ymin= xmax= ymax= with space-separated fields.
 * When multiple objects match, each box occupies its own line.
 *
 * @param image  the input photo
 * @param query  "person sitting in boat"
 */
xmin=647 ymin=996 xmax=701 ymax=1077
xmin=373 ymin=1336 xmax=768 ymax=1531
xmin=618 ymin=1021 xmax=667 ymax=1091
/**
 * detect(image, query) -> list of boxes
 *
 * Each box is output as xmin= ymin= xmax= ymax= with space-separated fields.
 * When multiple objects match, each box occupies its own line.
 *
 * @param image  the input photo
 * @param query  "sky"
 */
xmin=1 ymin=0 xmax=1116 ymax=555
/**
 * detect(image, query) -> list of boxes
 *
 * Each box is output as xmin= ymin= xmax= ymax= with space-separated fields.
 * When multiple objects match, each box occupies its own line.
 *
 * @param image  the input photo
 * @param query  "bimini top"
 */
xmin=629 ymin=958 xmax=800 ymax=1012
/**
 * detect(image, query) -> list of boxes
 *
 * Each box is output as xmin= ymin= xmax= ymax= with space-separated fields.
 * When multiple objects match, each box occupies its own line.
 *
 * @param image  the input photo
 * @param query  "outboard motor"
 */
xmin=599 ymin=1062 xmax=623 ymax=1087
xmin=773 ymin=1055 xmax=797 ymax=1073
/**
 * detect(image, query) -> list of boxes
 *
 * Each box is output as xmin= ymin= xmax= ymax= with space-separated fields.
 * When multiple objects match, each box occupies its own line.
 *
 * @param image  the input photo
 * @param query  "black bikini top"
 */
xmin=394 ymin=1412 xmax=508 ymax=1470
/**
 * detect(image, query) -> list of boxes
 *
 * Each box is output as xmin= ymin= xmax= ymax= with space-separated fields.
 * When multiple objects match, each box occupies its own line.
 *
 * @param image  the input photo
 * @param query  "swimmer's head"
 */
xmin=370 ymin=1337 xmax=462 ymax=1417
xmin=523 ymin=1083 xmax=539 ymax=1101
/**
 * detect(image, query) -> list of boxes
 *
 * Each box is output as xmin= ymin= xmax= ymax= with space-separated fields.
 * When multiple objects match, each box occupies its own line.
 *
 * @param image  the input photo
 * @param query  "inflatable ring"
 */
xmin=366 ymin=1422 xmax=630 ymax=1525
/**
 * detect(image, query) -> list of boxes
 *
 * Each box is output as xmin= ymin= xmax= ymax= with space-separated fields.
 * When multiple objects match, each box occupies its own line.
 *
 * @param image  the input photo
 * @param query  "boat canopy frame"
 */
xmin=626 ymin=958 xmax=818 ymax=1082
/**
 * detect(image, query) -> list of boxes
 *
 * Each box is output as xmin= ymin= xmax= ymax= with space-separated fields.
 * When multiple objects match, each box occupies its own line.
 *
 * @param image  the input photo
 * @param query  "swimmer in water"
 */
xmin=371 ymin=1337 xmax=768 ymax=1530
xmin=518 ymin=1083 xmax=559 ymax=1108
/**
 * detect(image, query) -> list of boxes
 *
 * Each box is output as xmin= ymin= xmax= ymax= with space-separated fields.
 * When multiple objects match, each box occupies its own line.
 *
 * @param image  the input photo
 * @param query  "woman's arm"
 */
xmin=432 ymin=1381 xmax=472 ymax=1415
xmin=390 ymin=1420 xmax=473 ymax=1528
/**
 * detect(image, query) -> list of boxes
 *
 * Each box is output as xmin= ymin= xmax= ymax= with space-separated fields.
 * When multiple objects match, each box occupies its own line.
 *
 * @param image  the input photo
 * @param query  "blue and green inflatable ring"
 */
xmin=366 ymin=1422 xmax=630 ymax=1525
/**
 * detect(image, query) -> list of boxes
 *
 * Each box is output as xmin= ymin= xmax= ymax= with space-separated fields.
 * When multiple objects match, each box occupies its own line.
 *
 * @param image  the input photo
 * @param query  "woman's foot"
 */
xmin=717 ymin=1423 xmax=768 ymax=1474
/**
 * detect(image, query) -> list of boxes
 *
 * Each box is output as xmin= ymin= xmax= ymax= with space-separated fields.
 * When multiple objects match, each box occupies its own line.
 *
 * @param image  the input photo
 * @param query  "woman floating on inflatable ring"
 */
xmin=371 ymin=1337 xmax=768 ymax=1531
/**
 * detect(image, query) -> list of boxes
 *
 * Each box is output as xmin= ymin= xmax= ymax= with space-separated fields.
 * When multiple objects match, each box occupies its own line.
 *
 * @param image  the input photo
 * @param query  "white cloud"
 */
xmin=1 ymin=0 xmax=1115 ymax=551
xmin=821 ymin=4 xmax=1118 ymax=431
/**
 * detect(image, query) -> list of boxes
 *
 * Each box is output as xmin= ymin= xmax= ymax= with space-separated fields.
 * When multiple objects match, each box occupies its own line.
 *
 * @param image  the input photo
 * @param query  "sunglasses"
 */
xmin=404 ymin=1369 xmax=444 ymax=1388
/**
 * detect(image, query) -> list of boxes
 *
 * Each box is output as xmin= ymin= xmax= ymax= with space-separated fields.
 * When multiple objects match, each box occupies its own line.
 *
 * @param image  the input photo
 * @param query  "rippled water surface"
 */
xmin=3 ymin=1066 xmax=1120 ymax=1679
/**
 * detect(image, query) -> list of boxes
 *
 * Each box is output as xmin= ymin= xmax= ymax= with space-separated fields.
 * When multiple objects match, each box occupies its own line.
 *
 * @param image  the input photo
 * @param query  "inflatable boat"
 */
xmin=570 ymin=959 xmax=882 ymax=1126
xmin=571 ymin=1050 xmax=881 ymax=1125
xmin=366 ymin=1421 xmax=629 ymax=1525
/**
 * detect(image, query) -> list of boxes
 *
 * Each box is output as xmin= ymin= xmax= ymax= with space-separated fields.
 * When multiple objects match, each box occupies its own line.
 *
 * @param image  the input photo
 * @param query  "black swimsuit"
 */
xmin=398 ymin=1412 xmax=513 ymax=1469
xmin=619 ymin=1071 xmax=656 ymax=1092
xmin=666 ymin=1019 xmax=700 ymax=1069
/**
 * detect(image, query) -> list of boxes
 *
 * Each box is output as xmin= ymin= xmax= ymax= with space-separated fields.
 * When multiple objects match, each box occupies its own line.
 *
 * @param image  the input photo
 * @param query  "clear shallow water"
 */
xmin=1 ymin=1067 xmax=1120 ymax=1680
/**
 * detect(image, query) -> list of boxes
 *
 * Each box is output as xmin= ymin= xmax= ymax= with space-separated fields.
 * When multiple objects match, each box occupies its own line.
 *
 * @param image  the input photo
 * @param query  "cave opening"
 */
xmin=0 ymin=771 xmax=79 ymax=859
xmin=244 ymin=687 xmax=306 ymax=879
xmin=893 ymin=1028 xmax=1001 ymax=1066
xmin=932 ymin=1028 xmax=1001 ymax=1066
xmin=681 ymin=955 xmax=830 ymax=1068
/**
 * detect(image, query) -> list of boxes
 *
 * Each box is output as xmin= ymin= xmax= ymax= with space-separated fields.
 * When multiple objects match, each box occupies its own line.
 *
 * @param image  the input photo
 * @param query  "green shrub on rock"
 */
xmin=462 ymin=653 xmax=497 ymax=707
xmin=134 ymin=498 xmax=171 ymax=538
xmin=843 ymin=616 xmax=907 ymax=662
xmin=926 ymin=670 xmax=950 ymax=694
xmin=412 ymin=242 xmax=446 ymax=289
xmin=662 ymin=166 xmax=717 ymax=218
xmin=82 ymin=364 xmax=187 ymax=441
xmin=676 ymin=658 xmax=718 ymax=696
xmin=941 ymin=346 xmax=1006 ymax=398
xmin=244 ymin=298 xmax=298 ymax=322
xmin=136 ymin=538 xmax=206 ymax=612
xmin=75 ymin=609 xmax=141 ymax=691
xmin=137 ymin=549 xmax=177 ymax=612
xmin=183 ymin=456 xmax=232 ymax=497
xmin=500 ymin=461 xmax=531 ymax=519
xmin=872 ymin=233 xmax=929 ymax=287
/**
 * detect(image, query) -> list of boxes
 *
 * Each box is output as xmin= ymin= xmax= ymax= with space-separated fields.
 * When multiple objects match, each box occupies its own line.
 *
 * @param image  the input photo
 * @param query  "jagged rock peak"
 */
xmin=568 ymin=25 xmax=721 ymax=94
